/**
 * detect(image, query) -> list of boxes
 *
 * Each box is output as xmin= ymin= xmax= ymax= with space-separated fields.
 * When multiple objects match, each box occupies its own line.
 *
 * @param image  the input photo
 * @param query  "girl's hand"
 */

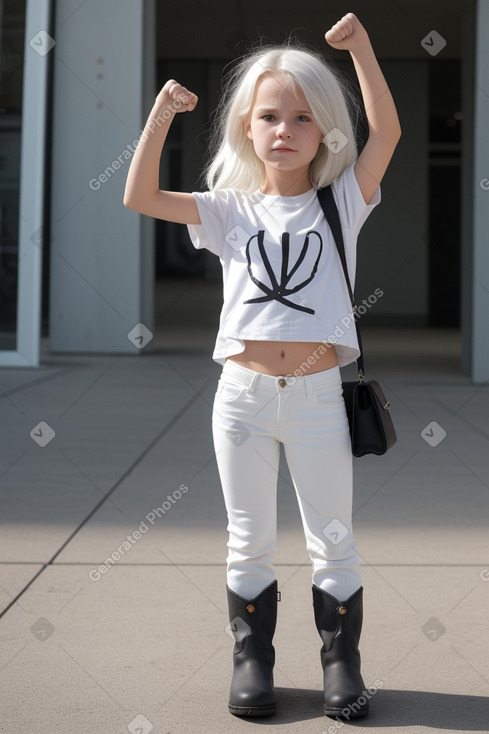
xmin=157 ymin=79 xmax=198 ymax=112
xmin=325 ymin=13 xmax=369 ymax=52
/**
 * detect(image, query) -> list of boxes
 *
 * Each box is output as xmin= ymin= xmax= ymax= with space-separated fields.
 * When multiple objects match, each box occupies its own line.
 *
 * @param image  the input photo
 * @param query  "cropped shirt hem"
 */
xmin=212 ymin=337 xmax=360 ymax=369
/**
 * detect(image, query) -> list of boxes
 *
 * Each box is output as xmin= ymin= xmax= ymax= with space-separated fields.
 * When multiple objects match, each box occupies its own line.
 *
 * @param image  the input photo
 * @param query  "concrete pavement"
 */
xmin=1 ymin=283 xmax=488 ymax=733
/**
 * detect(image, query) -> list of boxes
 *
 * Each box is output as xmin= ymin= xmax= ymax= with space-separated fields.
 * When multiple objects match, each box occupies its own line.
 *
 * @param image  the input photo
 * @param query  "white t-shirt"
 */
xmin=187 ymin=163 xmax=380 ymax=367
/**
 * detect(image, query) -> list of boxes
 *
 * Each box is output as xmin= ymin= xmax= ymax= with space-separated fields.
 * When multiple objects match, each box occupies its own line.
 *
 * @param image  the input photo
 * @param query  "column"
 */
xmin=471 ymin=0 xmax=489 ymax=383
xmin=49 ymin=0 xmax=155 ymax=353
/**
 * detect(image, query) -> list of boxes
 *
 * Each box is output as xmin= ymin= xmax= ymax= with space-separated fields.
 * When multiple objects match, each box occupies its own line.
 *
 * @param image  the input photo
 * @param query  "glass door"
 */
xmin=0 ymin=0 xmax=25 ymax=351
xmin=0 ymin=0 xmax=50 ymax=366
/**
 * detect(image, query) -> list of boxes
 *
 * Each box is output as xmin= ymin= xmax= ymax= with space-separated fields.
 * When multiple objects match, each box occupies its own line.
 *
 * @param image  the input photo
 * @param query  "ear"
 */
xmin=246 ymin=124 xmax=253 ymax=140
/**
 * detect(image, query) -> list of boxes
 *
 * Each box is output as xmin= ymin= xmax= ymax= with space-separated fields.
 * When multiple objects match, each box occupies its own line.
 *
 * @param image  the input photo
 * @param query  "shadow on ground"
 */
xmin=240 ymin=688 xmax=489 ymax=730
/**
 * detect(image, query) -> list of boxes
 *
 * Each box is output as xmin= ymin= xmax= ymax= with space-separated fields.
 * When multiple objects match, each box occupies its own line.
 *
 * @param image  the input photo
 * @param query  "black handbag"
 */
xmin=317 ymin=185 xmax=397 ymax=457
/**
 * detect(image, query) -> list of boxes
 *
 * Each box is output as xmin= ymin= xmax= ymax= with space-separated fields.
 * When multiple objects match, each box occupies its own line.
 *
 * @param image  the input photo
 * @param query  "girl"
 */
xmin=124 ymin=12 xmax=400 ymax=720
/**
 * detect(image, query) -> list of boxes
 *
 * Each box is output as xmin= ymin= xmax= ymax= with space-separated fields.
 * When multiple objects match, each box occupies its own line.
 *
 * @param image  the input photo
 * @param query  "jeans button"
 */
xmin=278 ymin=378 xmax=287 ymax=388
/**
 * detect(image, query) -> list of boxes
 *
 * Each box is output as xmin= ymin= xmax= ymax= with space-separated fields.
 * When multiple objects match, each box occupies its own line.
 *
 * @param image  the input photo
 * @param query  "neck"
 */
xmin=260 ymin=167 xmax=313 ymax=196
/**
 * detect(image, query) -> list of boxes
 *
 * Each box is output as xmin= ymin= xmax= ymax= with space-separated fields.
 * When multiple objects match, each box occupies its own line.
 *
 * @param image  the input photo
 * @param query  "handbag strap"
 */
xmin=317 ymin=185 xmax=365 ymax=379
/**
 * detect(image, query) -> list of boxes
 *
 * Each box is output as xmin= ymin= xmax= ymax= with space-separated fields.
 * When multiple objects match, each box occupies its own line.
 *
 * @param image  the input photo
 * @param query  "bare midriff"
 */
xmin=227 ymin=340 xmax=338 ymax=377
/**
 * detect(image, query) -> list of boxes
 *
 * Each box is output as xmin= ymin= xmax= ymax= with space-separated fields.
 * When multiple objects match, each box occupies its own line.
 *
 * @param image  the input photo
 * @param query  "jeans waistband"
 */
xmin=221 ymin=359 xmax=342 ymax=396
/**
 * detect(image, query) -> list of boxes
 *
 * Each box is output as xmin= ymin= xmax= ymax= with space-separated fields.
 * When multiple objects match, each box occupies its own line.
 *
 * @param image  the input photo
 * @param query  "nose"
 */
xmin=276 ymin=122 xmax=292 ymax=139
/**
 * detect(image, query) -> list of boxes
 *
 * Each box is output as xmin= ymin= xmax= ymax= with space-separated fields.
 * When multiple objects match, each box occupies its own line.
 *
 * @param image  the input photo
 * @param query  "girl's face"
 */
xmin=246 ymin=73 xmax=323 ymax=187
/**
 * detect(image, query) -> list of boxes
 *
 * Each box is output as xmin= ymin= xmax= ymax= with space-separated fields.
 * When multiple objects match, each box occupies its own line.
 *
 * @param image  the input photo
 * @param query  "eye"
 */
xmin=261 ymin=114 xmax=275 ymax=122
xmin=297 ymin=115 xmax=310 ymax=122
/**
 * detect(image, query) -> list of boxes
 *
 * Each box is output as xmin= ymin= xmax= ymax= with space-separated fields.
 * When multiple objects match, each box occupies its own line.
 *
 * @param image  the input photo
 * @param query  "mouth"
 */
xmin=272 ymin=146 xmax=296 ymax=152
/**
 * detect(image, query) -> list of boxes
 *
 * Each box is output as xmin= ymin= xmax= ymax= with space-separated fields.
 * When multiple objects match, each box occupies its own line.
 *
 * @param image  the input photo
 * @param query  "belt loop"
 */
xmin=305 ymin=374 xmax=314 ymax=398
xmin=248 ymin=370 xmax=258 ymax=395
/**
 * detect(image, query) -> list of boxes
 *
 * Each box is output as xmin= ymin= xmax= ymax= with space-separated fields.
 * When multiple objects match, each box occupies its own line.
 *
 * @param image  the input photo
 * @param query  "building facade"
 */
xmin=0 ymin=0 xmax=488 ymax=382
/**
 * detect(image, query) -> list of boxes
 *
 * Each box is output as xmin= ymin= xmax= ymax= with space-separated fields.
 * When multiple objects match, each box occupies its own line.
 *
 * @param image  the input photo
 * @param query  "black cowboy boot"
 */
xmin=312 ymin=585 xmax=369 ymax=718
xmin=227 ymin=580 xmax=279 ymax=717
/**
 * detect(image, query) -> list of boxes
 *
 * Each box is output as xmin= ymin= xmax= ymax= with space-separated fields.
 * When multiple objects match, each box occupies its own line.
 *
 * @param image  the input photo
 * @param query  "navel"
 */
xmin=280 ymin=350 xmax=285 ymax=359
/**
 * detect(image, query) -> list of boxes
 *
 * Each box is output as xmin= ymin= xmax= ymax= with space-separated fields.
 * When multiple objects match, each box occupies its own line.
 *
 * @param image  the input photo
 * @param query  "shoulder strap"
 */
xmin=317 ymin=185 xmax=365 ymax=379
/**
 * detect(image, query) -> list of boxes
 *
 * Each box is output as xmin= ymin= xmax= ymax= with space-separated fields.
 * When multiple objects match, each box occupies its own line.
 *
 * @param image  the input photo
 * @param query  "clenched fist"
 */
xmin=325 ymin=13 xmax=369 ymax=52
xmin=158 ymin=79 xmax=198 ymax=112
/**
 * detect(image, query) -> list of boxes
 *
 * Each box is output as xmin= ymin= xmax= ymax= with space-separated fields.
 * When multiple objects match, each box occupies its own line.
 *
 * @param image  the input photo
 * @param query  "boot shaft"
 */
xmin=312 ymin=586 xmax=363 ymax=653
xmin=227 ymin=581 xmax=278 ymax=653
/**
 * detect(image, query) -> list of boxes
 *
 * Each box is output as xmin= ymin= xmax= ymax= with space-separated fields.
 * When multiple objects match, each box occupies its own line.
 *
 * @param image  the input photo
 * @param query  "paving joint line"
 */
xmin=0 ymin=559 xmax=487 ymax=568
xmin=0 ymin=382 xmax=212 ymax=621
xmin=0 ymin=367 xmax=75 ymax=400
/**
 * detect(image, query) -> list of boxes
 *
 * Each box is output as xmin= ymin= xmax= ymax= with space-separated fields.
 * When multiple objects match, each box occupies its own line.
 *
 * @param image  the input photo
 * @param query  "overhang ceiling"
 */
xmin=156 ymin=0 xmax=474 ymax=60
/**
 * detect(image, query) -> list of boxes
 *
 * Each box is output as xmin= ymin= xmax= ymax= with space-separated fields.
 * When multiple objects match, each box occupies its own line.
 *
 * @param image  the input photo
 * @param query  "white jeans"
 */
xmin=212 ymin=360 xmax=362 ymax=601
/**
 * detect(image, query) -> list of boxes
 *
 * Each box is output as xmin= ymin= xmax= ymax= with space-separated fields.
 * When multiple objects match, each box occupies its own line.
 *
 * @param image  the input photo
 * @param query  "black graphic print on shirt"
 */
xmin=243 ymin=230 xmax=323 ymax=314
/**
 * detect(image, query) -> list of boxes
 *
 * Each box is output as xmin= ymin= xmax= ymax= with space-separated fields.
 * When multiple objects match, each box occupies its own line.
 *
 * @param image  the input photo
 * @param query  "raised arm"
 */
xmin=325 ymin=13 xmax=401 ymax=205
xmin=123 ymin=80 xmax=201 ymax=224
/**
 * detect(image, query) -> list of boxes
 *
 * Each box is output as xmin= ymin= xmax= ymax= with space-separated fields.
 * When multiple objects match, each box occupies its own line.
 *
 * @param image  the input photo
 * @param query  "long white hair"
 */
xmin=205 ymin=43 xmax=360 ymax=193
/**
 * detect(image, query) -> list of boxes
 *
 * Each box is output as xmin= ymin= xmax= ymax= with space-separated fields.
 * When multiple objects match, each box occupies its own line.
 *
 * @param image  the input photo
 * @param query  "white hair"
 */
xmin=205 ymin=43 xmax=360 ymax=193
